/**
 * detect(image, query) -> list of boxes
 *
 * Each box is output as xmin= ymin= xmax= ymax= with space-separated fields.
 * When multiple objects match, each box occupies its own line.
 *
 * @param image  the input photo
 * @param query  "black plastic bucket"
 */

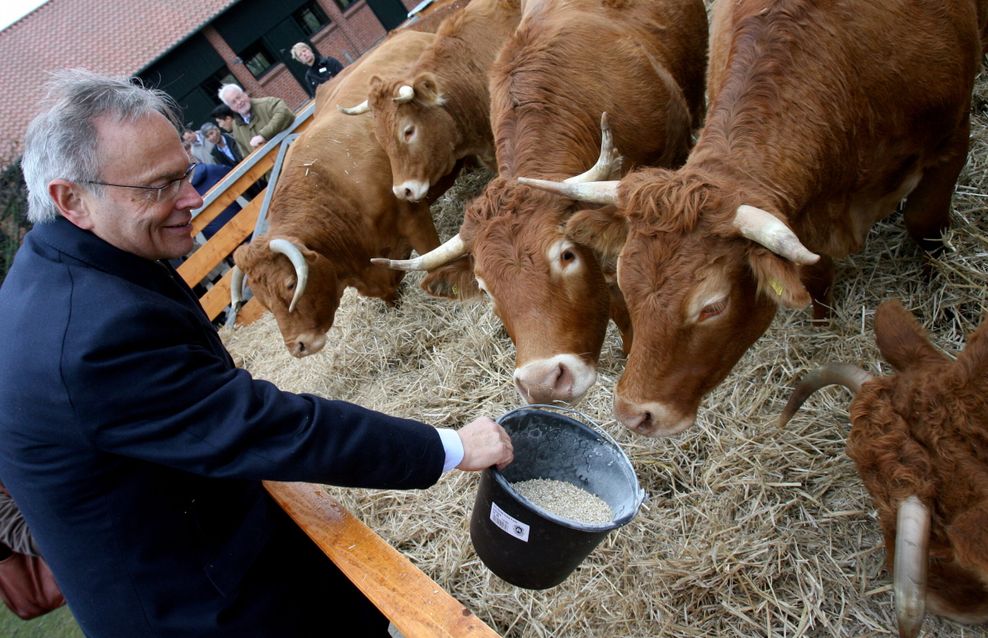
xmin=469 ymin=405 xmax=646 ymax=589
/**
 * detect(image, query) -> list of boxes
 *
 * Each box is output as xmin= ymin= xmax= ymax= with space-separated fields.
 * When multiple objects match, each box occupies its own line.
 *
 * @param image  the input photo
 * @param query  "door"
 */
xmin=365 ymin=0 xmax=408 ymax=31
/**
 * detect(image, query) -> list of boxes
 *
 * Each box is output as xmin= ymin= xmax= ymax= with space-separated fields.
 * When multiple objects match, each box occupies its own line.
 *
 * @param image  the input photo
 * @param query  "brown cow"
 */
xmin=522 ymin=0 xmax=987 ymax=435
xmin=338 ymin=0 xmax=521 ymax=201
xmin=778 ymin=299 xmax=988 ymax=638
xmin=231 ymin=30 xmax=442 ymax=357
xmin=373 ymin=0 xmax=708 ymax=404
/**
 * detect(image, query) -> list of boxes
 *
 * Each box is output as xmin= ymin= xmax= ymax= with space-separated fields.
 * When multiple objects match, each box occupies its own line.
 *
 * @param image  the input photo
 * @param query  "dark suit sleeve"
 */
xmin=58 ymin=284 xmax=445 ymax=490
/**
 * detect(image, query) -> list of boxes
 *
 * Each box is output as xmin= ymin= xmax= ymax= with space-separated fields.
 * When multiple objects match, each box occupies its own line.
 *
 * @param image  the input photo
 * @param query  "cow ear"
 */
xmin=420 ymin=256 xmax=480 ymax=299
xmin=367 ymin=75 xmax=388 ymax=106
xmin=565 ymin=206 xmax=627 ymax=261
xmin=874 ymin=299 xmax=948 ymax=371
xmin=232 ymin=242 xmax=254 ymax=270
xmin=412 ymin=72 xmax=443 ymax=106
xmin=747 ymin=250 xmax=811 ymax=309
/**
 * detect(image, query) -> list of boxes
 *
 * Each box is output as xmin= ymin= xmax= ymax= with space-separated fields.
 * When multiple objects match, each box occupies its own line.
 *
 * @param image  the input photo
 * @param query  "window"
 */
xmin=294 ymin=2 xmax=331 ymax=36
xmin=333 ymin=0 xmax=358 ymax=11
xmin=240 ymin=40 xmax=276 ymax=79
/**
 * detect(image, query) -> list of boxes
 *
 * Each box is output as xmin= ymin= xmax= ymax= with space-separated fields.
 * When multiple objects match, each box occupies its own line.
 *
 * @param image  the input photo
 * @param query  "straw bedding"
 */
xmin=221 ymin=50 xmax=988 ymax=638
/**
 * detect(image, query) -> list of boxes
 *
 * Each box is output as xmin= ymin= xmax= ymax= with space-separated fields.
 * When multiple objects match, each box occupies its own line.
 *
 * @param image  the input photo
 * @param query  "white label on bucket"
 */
xmin=490 ymin=502 xmax=530 ymax=542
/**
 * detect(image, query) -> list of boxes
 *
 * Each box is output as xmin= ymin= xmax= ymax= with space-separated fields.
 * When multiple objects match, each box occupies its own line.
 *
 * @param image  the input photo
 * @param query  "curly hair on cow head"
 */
xmin=618 ymin=167 xmax=724 ymax=234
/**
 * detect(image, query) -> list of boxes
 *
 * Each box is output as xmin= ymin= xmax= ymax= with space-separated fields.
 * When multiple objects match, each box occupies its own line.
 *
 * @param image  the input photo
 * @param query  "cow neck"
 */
xmin=685 ymin=125 xmax=807 ymax=227
xmin=412 ymin=53 xmax=497 ymax=155
xmin=267 ymin=179 xmax=369 ymax=273
xmin=412 ymin=0 xmax=518 ymax=156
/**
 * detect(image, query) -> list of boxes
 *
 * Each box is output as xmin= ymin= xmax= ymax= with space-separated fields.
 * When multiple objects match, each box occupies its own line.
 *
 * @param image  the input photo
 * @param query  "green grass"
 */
xmin=0 ymin=603 xmax=84 ymax=637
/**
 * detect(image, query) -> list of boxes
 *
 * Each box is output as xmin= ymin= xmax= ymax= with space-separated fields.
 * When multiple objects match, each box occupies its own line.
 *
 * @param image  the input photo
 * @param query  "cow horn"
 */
xmin=734 ymin=205 xmax=820 ymax=265
xmin=895 ymin=495 xmax=929 ymax=638
xmin=517 ymin=177 xmax=619 ymax=204
xmin=394 ymin=85 xmax=415 ymax=103
xmin=230 ymin=265 xmax=246 ymax=311
xmin=371 ymin=234 xmax=467 ymax=271
xmin=777 ymin=364 xmax=873 ymax=427
xmin=565 ymin=112 xmax=623 ymax=183
xmin=337 ymin=99 xmax=370 ymax=115
xmin=268 ymin=238 xmax=308 ymax=313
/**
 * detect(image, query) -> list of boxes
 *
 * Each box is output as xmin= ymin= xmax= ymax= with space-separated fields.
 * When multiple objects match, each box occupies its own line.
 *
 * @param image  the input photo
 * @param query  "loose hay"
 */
xmin=221 ymin=74 xmax=988 ymax=638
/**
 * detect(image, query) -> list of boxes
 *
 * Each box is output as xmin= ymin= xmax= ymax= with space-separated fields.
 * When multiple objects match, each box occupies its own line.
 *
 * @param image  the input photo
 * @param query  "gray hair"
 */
xmin=21 ymin=69 xmax=181 ymax=224
xmin=217 ymin=84 xmax=245 ymax=106
xmin=290 ymin=42 xmax=311 ymax=62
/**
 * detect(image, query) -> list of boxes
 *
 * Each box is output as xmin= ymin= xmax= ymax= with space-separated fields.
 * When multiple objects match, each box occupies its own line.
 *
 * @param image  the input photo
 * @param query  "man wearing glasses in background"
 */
xmin=0 ymin=69 xmax=513 ymax=637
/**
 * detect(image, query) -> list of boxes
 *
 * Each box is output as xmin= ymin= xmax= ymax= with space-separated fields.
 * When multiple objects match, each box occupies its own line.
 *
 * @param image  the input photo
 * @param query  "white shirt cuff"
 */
xmin=437 ymin=428 xmax=464 ymax=474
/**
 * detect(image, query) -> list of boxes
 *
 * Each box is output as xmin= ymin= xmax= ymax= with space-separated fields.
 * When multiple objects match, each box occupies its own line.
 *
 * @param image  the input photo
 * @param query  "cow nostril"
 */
xmin=554 ymin=362 xmax=572 ymax=391
xmin=638 ymin=410 xmax=653 ymax=431
xmin=402 ymin=187 xmax=413 ymax=199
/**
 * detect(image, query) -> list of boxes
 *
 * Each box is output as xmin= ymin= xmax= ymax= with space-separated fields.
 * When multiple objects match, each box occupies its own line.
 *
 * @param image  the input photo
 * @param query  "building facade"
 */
xmin=0 ymin=0 xmax=422 ymax=165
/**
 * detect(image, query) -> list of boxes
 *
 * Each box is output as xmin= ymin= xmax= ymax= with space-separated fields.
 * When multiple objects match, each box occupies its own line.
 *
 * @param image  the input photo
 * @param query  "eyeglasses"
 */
xmin=85 ymin=163 xmax=198 ymax=203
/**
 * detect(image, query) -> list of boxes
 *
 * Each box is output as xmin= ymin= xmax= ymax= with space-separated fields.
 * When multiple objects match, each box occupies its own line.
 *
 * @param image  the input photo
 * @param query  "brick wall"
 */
xmin=203 ymin=26 xmax=264 ymax=98
xmin=257 ymin=65 xmax=311 ymax=111
xmin=341 ymin=4 xmax=389 ymax=50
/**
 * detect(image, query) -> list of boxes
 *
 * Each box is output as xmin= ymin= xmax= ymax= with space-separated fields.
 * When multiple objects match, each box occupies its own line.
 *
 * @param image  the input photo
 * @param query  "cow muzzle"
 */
xmin=393 ymin=179 xmax=430 ymax=202
xmin=288 ymin=332 xmax=328 ymax=358
xmin=614 ymin=396 xmax=694 ymax=437
xmin=513 ymin=354 xmax=597 ymax=404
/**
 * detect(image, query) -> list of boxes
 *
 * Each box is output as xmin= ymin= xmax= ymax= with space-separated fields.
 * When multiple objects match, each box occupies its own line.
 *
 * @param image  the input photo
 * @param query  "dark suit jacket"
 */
xmin=209 ymin=132 xmax=242 ymax=167
xmin=0 ymin=218 xmax=445 ymax=636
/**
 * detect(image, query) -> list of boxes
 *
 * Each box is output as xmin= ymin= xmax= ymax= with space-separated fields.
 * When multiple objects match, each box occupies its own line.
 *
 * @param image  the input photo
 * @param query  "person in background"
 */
xmin=200 ymin=121 xmax=242 ymax=168
xmin=0 ymin=68 xmax=513 ymax=638
xmin=210 ymin=103 xmax=237 ymax=134
xmin=190 ymin=161 xmax=241 ymax=240
xmin=217 ymin=84 xmax=294 ymax=155
xmin=290 ymin=42 xmax=344 ymax=99
xmin=181 ymin=127 xmax=213 ymax=165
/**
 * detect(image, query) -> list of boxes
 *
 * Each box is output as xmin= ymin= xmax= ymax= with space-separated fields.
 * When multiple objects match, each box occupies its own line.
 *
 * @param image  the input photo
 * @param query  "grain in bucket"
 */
xmin=469 ymin=405 xmax=646 ymax=589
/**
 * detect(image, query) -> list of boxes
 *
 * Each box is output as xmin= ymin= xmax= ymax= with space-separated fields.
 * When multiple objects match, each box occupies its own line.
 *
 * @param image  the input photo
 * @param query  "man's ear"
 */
xmin=48 ymin=179 xmax=93 ymax=230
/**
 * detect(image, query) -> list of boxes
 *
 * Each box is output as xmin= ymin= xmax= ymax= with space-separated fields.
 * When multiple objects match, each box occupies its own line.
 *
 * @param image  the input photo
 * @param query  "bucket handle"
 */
xmin=499 ymin=404 xmax=648 ymax=510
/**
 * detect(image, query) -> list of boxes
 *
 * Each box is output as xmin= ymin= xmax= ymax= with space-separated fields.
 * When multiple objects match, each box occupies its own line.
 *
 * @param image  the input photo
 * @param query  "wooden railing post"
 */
xmin=263 ymin=482 xmax=501 ymax=638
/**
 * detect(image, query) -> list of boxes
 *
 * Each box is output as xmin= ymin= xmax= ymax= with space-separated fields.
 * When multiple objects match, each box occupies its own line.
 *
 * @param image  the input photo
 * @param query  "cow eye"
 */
xmin=403 ymin=124 xmax=415 ymax=142
xmin=560 ymin=249 xmax=576 ymax=263
xmin=698 ymin=298 xmax=727 ymax=322
xmin=476 ymin=278 xmax=490 ymax=298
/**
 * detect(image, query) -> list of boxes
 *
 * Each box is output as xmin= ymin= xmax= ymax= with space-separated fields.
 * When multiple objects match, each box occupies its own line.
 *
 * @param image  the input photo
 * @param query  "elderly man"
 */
xmin=218 ymin=84 xmax=294 ymax=156
xmin=0 ymin=69 xmax=513 ymax=638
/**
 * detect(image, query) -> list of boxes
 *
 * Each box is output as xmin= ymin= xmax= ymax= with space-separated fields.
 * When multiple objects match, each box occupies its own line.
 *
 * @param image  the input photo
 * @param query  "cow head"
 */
xmin=340 ymin=73 xmax=461 ymax=203
xmin=373 ymin=176 xmax=613 ymax=404
xmin=778 ymin=300 xmax=988 ymax=638
xmin=232 ymin=236 xmax=343 ymax=357
xmin=520 ymin=168 xmax=819 ymax=436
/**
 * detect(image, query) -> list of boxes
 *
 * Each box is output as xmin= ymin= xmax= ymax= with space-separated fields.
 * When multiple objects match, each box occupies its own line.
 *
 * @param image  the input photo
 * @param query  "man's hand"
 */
xmin=249 ymin=135 xmax=266 ymax=148
xmin=456 ymin=417 xmax=513 ymax=471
